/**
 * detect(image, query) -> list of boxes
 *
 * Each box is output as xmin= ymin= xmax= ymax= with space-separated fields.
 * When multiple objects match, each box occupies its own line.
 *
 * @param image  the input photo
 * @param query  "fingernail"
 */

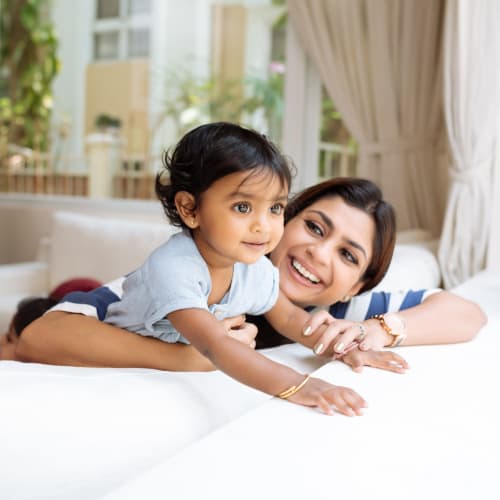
xmin=303 ymin=325 xmax=312 ymax=336
xmin=314 ymin=343 xmax=324 ymax=355
xmin=334 ymin=341 xmax=344 ymax=353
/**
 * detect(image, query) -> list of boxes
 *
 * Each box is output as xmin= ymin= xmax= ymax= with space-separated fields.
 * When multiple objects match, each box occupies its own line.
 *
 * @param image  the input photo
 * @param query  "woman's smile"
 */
xmin=290 ymin=257 xmax=321 ymax=284
xmin=270 ymin=196 xmax=375 ymax=307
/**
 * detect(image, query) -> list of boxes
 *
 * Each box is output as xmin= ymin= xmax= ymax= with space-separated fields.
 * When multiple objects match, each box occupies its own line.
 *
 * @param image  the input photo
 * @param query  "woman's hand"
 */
xmin=341 ymin=348 xmax=409 ymax=374
xmin=302 ymin=310 xmax=361 ymax=356
xmin=302 ymin=311 xmax=390 ymax=357
xmin=286 ymin=375 xmax=367 ymax=416
xmin=222 ymin=314 xmax=258 ymax=349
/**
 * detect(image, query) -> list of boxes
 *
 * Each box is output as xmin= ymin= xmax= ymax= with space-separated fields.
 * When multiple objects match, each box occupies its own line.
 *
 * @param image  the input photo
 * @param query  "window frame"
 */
xmin=93 ymin=0 xmax=151 ymax=61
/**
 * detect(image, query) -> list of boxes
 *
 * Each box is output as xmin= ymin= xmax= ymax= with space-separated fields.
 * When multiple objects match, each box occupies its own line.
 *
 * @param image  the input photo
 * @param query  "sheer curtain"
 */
xmin=287 ymin=0 xmax=445 ymax=234
xmin=438 ymin=0 xmax=500 ymax=287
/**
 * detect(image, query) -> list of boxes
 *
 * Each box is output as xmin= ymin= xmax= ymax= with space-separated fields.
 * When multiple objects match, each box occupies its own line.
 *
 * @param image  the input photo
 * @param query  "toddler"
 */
xmin=57 ymin=123 xmax=366 ymax=415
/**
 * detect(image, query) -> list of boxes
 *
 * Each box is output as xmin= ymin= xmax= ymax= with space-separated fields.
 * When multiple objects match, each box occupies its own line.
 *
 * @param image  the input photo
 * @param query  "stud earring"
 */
xmin=340 ymin=294 xmax=351 ymax=303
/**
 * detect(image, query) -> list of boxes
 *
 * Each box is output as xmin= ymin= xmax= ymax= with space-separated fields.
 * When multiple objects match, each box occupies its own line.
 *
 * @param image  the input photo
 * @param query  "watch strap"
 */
xmin=372 ymin=313 xmax=406 ymax=347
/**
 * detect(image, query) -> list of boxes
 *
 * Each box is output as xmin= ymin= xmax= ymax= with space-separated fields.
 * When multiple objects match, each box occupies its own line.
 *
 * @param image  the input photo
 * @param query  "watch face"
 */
xmin=384 ymin=313 xmax=406 ymax=334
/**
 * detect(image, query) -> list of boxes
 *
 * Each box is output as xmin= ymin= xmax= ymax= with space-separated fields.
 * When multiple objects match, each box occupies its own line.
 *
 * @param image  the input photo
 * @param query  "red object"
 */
xmin=49 ymin=278 xmax=102 ymax=301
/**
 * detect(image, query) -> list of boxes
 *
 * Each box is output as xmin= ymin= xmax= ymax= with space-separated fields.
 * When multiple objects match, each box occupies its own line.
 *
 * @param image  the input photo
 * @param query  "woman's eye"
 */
xmin=342 ymin=249 xmax=358 ymax=265
xmin=233 ymin=202 xmax=251 ymax=214
xmin=270 ymin=203 xmax=284 ymax=215
xmin=305 ymin=220 xmax=323 ymax=236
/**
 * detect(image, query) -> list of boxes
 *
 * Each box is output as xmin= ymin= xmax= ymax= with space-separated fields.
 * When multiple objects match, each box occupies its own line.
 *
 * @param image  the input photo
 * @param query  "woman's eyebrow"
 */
xmin=309 ymin=209 xmax=367 ymax=259
xmin=310 ymin=210 xmax=333 ymax=229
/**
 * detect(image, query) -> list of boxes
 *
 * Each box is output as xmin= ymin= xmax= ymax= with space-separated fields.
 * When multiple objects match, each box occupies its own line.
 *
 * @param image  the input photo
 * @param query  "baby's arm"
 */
xmin=264 ymin=292 xmax=331 ymax=349
xmin=168 ymin=308 xmax=366 ymax=416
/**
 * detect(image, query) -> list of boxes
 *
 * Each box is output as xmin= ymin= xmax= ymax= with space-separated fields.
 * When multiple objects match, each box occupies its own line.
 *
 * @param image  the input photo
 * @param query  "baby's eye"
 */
xmin=305 ymin=220 xmax=323 ymax=237
xmin=270 ymin=203 xmax=285 ymax=215
xmin=233 ymin=202 xmax=251 ymax=214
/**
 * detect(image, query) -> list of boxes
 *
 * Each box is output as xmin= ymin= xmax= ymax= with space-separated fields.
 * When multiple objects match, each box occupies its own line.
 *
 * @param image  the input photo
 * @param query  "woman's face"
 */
xmin=270 ymin=196 xmax=375 ymax=308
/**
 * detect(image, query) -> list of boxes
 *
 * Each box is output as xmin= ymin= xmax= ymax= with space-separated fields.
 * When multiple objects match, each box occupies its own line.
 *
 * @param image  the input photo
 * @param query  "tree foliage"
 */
xmin=0 ymin=0 xmax=59 ymax=152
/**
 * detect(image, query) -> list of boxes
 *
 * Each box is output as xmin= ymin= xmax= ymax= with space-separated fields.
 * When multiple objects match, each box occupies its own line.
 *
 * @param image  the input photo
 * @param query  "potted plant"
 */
xmin=94 ymin=113 xmax=122 ymax=135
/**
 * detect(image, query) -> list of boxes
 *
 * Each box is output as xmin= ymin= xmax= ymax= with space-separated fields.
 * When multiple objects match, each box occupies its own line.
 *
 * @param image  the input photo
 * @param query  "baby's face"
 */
xmin=0 ymin=324 xmax=18 ymax=360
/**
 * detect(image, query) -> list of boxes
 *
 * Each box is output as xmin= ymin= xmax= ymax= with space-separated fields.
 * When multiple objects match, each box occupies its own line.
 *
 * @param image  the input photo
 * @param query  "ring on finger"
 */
xmin=356 ymin=323 xmax=367 ymax=341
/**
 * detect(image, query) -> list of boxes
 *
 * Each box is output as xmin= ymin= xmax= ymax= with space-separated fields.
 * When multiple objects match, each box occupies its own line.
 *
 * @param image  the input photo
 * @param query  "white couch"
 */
xmin=0 ymin=209 xmax=458 ymax=500
xmin=0 ymin=210 xmax=441 ymax=333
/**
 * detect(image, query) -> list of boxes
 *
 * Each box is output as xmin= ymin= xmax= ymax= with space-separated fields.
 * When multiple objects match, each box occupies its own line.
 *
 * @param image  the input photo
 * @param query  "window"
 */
xmin=96 ymin=0 xmax=119 ymax=19
xmin=93 ymin=0 xmax=151 ymax=61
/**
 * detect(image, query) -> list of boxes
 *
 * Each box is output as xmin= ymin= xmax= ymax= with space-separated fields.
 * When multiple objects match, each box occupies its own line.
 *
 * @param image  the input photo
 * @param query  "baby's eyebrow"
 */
xmin=227 ymin=190 xmax=288 ymax=202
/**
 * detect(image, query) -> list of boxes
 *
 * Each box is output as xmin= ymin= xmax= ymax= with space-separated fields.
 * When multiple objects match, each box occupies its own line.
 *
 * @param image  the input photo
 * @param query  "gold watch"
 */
xmin=372 ymin=313 xmax=407 ymax=347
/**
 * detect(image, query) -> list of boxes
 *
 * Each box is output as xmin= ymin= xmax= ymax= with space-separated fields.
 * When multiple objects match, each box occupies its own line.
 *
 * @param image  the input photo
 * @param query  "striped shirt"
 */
xmin=52 ymin=279 xmax=440 ymax=325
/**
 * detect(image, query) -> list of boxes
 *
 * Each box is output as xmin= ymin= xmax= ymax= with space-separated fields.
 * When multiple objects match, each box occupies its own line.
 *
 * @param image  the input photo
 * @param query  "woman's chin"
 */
xmin=280 ymin=279 xmax=315 ymax=307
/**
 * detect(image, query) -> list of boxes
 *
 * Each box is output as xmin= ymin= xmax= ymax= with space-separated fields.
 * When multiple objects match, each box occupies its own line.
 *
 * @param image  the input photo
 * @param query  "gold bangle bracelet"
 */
xmin=277 ymin=374 xmax=311 ymax=399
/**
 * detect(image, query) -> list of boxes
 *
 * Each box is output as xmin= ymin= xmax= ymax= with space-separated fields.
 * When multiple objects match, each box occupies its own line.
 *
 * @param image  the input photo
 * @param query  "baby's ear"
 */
xmin=174 ymin=191 xmax=199 ymax=228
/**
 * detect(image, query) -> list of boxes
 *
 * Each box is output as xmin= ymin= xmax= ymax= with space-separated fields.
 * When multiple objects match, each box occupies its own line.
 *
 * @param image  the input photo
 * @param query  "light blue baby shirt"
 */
xmin=104 ymin=231 xmax=280 ymax=343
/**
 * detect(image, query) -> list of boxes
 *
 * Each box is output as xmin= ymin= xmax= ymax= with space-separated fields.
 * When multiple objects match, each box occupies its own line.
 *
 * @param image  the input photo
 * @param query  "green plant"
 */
xmin=95 ymin=113 xmax=122 ymax=130
xmin=0 ymin=0 xmax=59 ymax=152
xmin=154 ymin=67 xmax=284 ymax=143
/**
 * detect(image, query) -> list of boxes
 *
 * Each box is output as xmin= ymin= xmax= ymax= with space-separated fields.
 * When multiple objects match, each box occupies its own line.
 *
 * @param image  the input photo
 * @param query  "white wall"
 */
xmin=282 ymin=21 xmax=321 ymax=194
xmin=51 ymin=0 xmax=94 ymax=159
xmin=149 ymin=0 xmax=213 ymax=154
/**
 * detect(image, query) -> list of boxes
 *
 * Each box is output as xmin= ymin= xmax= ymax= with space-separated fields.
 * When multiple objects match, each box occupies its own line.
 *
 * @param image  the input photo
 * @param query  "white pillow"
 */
xmin=48 ymin=211 xmax=177 ymax=288
xmin=374 ymin=242 xmax=441 ymax=292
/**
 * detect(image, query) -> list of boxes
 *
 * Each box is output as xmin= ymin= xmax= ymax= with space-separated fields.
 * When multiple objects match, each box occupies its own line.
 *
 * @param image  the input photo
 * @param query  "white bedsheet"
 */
xmin=1 ymin=271 xmax=498 ymax=500
xmin=99 ymin=271 xmax=500 ymax=500
xmin=0 ymin=343 xmax=322 ymax=500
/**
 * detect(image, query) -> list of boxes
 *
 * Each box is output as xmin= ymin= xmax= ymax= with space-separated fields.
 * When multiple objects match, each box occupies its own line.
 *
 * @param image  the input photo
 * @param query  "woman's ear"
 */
xmin=175 ymin=191 xmax=199 ymax=228
xmin=347 ymin=281 xmax=366 ymax=298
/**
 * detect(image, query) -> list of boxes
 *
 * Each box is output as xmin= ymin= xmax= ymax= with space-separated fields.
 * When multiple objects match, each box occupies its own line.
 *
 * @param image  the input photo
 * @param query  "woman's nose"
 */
xmin=306 ymin=241 xmax=332 ymax=265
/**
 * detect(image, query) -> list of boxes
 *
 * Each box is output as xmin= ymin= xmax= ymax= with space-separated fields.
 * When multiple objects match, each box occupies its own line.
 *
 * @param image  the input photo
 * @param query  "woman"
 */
xmin=15 ymin=178 xmax=486 ymax=371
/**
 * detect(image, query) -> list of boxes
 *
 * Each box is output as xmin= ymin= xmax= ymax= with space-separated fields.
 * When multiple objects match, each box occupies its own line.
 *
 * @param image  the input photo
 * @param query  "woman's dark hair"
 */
xmin=285 ymin=177 xmax=396 ymax=293
xmin=155 ymin=122 xmax=293 ymax=228
xmin=12 ymin=297 xmax=58 ymax=337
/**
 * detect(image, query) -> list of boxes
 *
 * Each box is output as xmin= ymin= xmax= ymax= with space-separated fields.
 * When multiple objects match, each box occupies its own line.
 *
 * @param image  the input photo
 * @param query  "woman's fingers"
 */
xmin=302 ymin=310 xmax=335 ymax=337
xmin=370 ymin=351 xmax=409 ymax=372
xmin=332 ymin=323 xmax=370 ymax=355
xmin=342 ymin=348 xmax=409 ymax=373
xmin=314 ymin=321 xmax=365 ymax=356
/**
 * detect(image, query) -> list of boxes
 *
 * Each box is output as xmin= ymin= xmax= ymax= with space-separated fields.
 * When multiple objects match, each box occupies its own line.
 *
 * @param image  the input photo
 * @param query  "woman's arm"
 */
xmin=305 ymin=290 xmax=487 ymax=356
xmin=16 ymin=311 xmax=215 ymax=371
xmin=382 ymin=290 xmax=486 ymax=346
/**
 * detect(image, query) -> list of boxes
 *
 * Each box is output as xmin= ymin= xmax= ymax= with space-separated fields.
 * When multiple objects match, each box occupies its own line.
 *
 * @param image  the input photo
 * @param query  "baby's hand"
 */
xmin=222 ymin=315 xmax=258 ymax=349
xmin=341 ymin=348 xmax=409 ymax=374
xmin=286 ymin=376 xmax=367 ymax=416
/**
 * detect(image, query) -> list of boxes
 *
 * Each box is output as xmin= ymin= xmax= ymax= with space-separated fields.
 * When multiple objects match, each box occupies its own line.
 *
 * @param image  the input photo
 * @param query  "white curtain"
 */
xmin=439 ymin=0 xmax=500 ymax=287
xmin=287 ymin=0 xmax=445 ymax=234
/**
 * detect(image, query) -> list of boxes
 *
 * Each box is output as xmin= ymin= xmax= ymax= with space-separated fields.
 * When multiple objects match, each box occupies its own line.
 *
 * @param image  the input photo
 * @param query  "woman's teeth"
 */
xmin=292 ymin=259 xmax=320 ymax=283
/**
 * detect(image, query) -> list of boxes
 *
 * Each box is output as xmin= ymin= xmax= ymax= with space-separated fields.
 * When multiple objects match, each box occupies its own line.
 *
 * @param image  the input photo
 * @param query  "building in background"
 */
xmin=51 ymin=0 xmax=285 ymax=162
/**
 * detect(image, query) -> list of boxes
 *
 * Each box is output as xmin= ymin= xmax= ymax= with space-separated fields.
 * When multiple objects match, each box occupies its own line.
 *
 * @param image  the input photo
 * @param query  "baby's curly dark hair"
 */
xmin=155 ymin=122 xmax=293 ymax=228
